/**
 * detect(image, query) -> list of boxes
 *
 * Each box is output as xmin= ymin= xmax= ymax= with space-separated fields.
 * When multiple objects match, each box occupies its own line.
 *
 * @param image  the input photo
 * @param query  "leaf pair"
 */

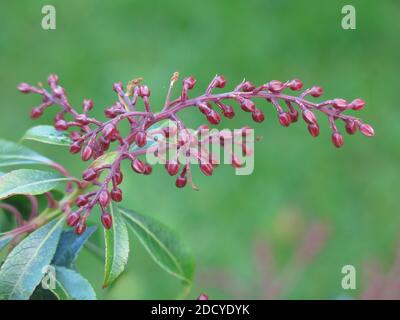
xmin=103 ymin=205 xmax=195 ymax=290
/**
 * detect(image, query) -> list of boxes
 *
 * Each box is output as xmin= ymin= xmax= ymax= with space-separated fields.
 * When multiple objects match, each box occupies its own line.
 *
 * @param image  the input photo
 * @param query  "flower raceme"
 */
xmin=18 ymin=73 xmax=375 ymax=233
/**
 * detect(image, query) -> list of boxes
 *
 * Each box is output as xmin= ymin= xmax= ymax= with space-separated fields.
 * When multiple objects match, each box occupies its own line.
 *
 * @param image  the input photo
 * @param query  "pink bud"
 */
xmin=267 ymin=80 xmax=284 ymax=92
xmin=332 ymin=98 xmax=348 ymax=110
xmin=360 ymin=123 xmax=375 ymax=137
xmin=200 ymin=162 xmax=213 ymax=176
xmin=241 ymin=81 xmax=255 ymax=92
xmin=289 ymin=79 xmax=303 ymax=91
xmin=278 ymin=112 xmax=291 ymax=127
xmin=307 ymin=124 xmax=320 ymax=137
xmin=302 ymin=109 xmax=317 ymax=124
xmin=345 ymin=120 xmax=357 ymax=135
xmin=240 ymin=99 xmax=256 ymax=112
xmin=252 ymin=109 xmax=265 ymax=123
xmin=206 ymin=110 xmax=221 ymax=125
xmin=135 ymin=130 xmax=147 ymax=147
xmin=332 ymin=132 xmax=344 ymax=148
xmin=55 ymin=120 xmax=68 ymax=131
xmin=99 ymin=190 xmax=110 ymax=207
xmin=82 ymin=168 xmax=97 ymax=181
xmin=214 ymin=75 xmax=226 ymax=88
xmin=67 ymin=212 xmax=80 ymax=227
xmin=101 ymin=213 xmax=113 ymax=229
xmin=165 ymin=162 xmax=180 ymax=176
xmin=349 ymin=98 xmax=365 ymax=110
xmin=175 ymin=175 xmax=187 ymax=188
xmin=131 ymin=158 xmax=145 ymax=174
xmin=309 ymin=86 xmax=323 ymax=97
xmin=81 ymin=146 xmax=93 ymax=161
xmin=183 ymin=76 xmax=197 ymax=89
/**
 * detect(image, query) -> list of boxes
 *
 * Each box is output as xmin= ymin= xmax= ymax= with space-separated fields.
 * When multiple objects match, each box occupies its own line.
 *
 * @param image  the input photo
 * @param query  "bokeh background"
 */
xmin=0 ymin=0 xmax=399 ymax=299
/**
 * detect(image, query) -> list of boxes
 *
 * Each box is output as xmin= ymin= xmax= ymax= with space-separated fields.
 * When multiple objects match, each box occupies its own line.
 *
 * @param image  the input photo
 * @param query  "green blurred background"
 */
xmin=0 ymin=0 xmax=399 ymax=299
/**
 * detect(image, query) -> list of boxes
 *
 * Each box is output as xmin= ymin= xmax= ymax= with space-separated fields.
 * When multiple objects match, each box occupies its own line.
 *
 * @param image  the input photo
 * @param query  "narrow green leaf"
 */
xmin=22 ymin=125 xmax=72 ymax=146
xmin=0 ymin=139 xmax=53 ymax=167
xmin=0 ymin=218 xmax=65 ymax=300
xmin=89 ymin=151 xmax=118 ymax=170
xmin=103 ymin=204 xmax=129 ymax=287
xmin=0 ymin=169 xmax=70 ymax=200
xmin=52 ymin=226 xmax=97 ymax=268
xmin=50 ymin=266 xmax=96 ymax=300
xmin=120 ymin=207 xmax=195 ymax=285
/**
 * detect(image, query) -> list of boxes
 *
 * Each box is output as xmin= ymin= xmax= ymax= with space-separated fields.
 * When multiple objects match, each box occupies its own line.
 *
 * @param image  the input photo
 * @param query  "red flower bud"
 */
xmin=222 ymin=105 xmax=235 ymax=119
xmin=114 ymin=171 xmax=123 ymax=185
xmin=332 ymin=98 xmax=348 ymax=110
xmin=82 ymin=168 xmax=98 ymax=181
xmin=30 ymin=107 xmax=43 ymax=119
xmin=102 ymin=124 xmax=115 ymax=139
xmin=165 ymin=161 xmax=180 ymax=176
xmin=75 ymin=114 xmax=89 ymax=125
xmin=183 ymin=76 xmax=197 ymax=89
xmin=99 ymin=190 xmax=110 ymax=207
xmin=289 ymin=109 xmax=299 ymax=122
xmin=307 ymin=123 xmax=320 ymax=137
xmin=289 ymin=79 xmax=303 ymax=91
xmin=345 ymin=120 xmax=357 ymax=135
xmin=267 ymin=80 xmax=284 ymax=92
xmin=131 ymin=158 xmax=145 ymax=174
xmin=75 ymin=222 xmax=87 ymax=235
xmin=113 ymin=82 xmax=123 ymax=93
xmin=81 ymin=146 xmax=93 ymax=161
xmin=332 ymin=132 xmax=344 ymax=148
xmin=252 ymin=109 xmax=265 ymax=123
xmin=231 ymin=156 xmax=243 ymax=168
xmin=302 ymin=109 xmax=317 ymax=124
xmin=143 ymin=164 xmax=153 ymax=175
xmin=135 ymin=130 xmax=147 ymax=147
xmin=47 ymin=74 xmax=59 ymax=86
xmin=241 ymin=81 xmax=255 ymax=92
xmin=359 ymin=123 xmax=375 ymax=137
xmin=175 ymin=175 xmax=187 ymax=188
xmin=309 ymin=86 xmax=323 ymax=97
xmin=76 ymin=195 xmax=88 ymax=207
xmin=240 ymin=99 xmax=256 ymax=112
xmin=55 ymin=120 xmax=68 ymax=131
xmin=101 ymin=213 xmax=113 ymax=229
xmin=214 ymin=75 xmax=226 ymax=88
xmin=200 ymin=162 xmax=213 ymax=176
xmin=278 ymin=112 xmax=291 ymax=127
xmin=349 ymin=98 xmax=365 ymax=110
xmin=69 ymin=141 xmax=82 ymax=154
xmin=206 ymin=110 xmax=221 ymax=125
xmin=17 ymin=83 xmax=34 ymax=93
xmin=67 ymin=212 xmax=80 ymax=227
xmin=111 ymin=188 xmax=123 ymax=202
xmin=198 ymin=102 xmax=211 ymax=115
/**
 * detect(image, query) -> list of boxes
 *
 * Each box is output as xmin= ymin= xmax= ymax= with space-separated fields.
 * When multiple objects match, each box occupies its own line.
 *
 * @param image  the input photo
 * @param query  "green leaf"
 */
xmin=89 ymin=151 xmax=118 ymax=170
xmin=50 ymin=266 xmax=96 ymax=300
xmin=120 ymin=207 xmax=195 ymax=285
xmin=22 ymin=125 xmax=72 ymax=146
xmin=103 ymin=204 xmax=129 ymax=287
xmin=0 ymin=218 xmax=65 ymax=300
xmin=0 ymin=139 xmax=53 ymax=167
xmin=0 ymin=234 xmax=13 ymax=251
xmin=52 ymin=226 xmax=97 ymax=268
xmin=0 ymin=169 xmax=70 ymax=200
